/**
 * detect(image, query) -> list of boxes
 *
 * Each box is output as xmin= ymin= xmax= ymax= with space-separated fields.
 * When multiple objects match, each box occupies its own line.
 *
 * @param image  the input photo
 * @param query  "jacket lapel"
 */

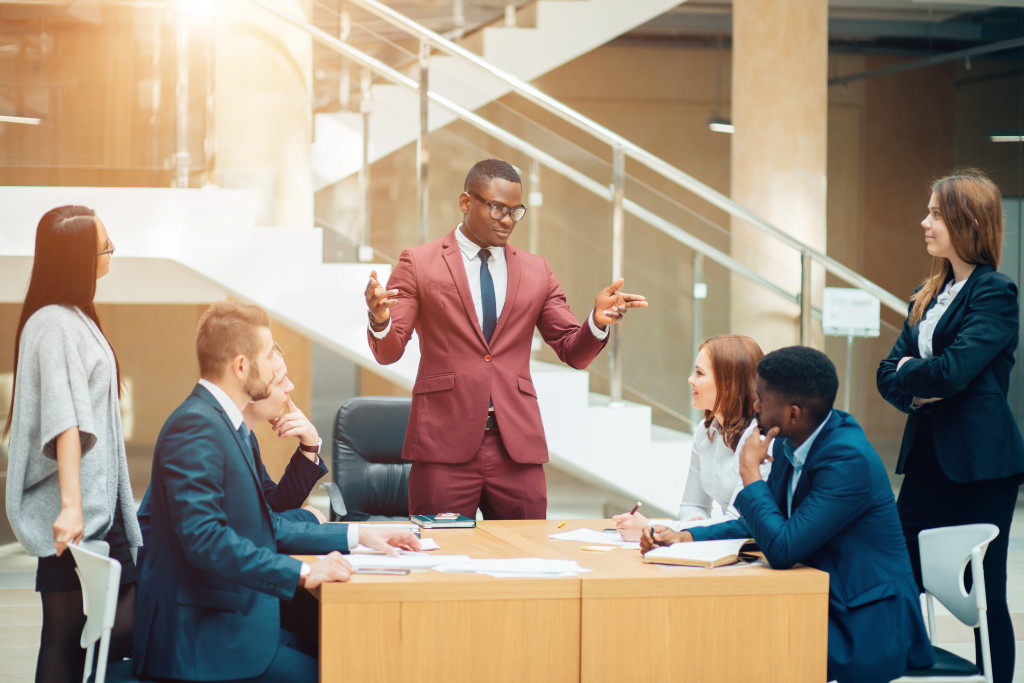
xmin=193 ymin=384 xmax=264 ymax=491
xmin=442 ymin=230 xmax=489 ymax=347
xmin=791 ymin=411 xmax=837 ymax=512
xmin=931 ymin=264 xmax=991 ymax=351
xmin=491 ymin=245 xmax=520 ymax=342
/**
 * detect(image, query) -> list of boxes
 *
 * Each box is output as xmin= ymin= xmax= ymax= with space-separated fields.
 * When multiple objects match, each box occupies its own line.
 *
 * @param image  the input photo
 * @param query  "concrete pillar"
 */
xmin=214 ymin=0 xmax=314 ymax=229
xmin=729 ymin=0 xmax=828 ymax=352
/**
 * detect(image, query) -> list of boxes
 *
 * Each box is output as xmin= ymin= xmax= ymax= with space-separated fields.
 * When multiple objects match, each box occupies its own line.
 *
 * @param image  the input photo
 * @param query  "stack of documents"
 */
xmin=433 ymin=557 xmax=590 ymax=578
xmin=351 ymin=538 xmax=441 ymax=553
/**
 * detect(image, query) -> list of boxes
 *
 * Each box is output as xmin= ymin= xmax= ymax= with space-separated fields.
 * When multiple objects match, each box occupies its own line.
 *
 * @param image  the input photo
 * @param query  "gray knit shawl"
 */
xmin=5 ymin=304 xmax=142 ymax=557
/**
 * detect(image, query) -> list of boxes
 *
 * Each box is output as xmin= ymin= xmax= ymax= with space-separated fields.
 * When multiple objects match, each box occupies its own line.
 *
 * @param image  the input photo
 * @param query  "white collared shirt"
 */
xmin=783 ymin=411 xmax=832 ymax=515
xmin=454 ymin=223 xmax=509 ymax=328
xmin=671 ymin=418 xmax=770 ymax=527
xmin=917 ymin=278 xmax=967 ymax=359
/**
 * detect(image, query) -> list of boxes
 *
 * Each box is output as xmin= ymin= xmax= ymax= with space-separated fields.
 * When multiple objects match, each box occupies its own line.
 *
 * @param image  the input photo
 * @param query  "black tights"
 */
xmin=898 ymin=424 xmax=1019 ymax=683
xmin=36 ymin=583 xmax=136 ymax=683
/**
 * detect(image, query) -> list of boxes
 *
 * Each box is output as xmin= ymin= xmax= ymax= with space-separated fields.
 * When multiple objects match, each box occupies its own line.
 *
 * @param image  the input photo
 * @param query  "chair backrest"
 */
xmin=332 ymin=396 xmax=412 ymax=521
xmin=69 ymin=540 xmax=120 ymax=683
xmin=919 ymin=523 xmax=999 ymax=627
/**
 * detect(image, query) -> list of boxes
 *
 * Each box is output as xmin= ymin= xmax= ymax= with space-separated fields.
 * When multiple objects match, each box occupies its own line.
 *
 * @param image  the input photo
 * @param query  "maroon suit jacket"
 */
xmin=368 ymin=230 xmax=607 ymax=464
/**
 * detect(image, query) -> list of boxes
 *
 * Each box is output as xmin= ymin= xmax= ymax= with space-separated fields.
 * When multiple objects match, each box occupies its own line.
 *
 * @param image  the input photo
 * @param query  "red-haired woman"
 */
xmin=614 ymin=334 xmax=769 ymax=540
xmin=4 ymin=206 xmax=141 ymax=682
xmin=878 ymin=170 xmax=1024 ymax=683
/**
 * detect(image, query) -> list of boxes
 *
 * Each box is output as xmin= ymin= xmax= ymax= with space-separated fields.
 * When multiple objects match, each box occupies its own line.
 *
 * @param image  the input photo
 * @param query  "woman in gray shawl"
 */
xmin=4 ymin=205 xmax=142 ymax=683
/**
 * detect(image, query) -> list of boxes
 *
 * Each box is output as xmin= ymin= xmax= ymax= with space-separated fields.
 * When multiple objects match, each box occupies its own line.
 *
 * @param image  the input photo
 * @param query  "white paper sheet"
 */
xmin=548 ymin=528 xmax=639 ymax=547
xmin=345 ymin=553 xmax=471 ymax=571
xmin=433 ymin=557 xmax=590 ymax=577
xmin=351 ymin=537 xmax=440 ymax=553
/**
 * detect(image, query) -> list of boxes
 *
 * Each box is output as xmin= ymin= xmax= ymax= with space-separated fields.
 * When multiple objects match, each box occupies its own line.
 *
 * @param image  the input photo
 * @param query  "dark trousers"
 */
xmin=408 ymin=429 xmax=547 ymax=519
xmin=897 ymin=419 xmax=1020 ymax=683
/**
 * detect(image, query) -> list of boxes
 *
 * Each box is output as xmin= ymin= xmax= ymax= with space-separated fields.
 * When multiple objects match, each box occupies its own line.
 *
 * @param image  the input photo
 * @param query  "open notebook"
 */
xmin=642 ymin=538 xmax=757 ymax=568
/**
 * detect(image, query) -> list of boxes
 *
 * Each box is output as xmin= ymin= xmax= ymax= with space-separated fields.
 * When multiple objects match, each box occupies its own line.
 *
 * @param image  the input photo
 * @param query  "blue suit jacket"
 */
xmin=877 ymin=264 xmax=1024 ymax=482
xmin=250 ymin=432 xmax=328 ymax=523
xmin=134 ymin=384 xmax=351 ymax=682
xmin=690 ymin=410 xmax=933 ymax=683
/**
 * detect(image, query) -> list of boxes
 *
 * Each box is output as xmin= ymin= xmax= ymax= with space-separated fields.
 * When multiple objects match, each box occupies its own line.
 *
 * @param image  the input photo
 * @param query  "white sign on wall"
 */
xmin=822 ymin=287 xmax=880 ymax=337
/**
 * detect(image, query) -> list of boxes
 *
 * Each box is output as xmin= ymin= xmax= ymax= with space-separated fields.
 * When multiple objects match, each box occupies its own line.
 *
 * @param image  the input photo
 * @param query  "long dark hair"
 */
xmin=3 ymin=206 xmax=122 ymax=439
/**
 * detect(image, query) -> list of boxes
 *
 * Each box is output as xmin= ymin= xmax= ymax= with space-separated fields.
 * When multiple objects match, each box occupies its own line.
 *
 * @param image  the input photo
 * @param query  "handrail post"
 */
xmin=609 ymin=145 xmax=625 ymax=406
xmin=172 ymin=0 xmax=190 ymax=188
xmin=800 ymin=251 xmax=813 ymax=346
xmin=691 ymin=252 xmax=705 ymax=429
xmin=528 ymin=158 xmax=541 ymax=256
xmin=358 ymin=67 xmax=373 ymax=260
xmin=417 ymin=39 xmax=430 ymax=245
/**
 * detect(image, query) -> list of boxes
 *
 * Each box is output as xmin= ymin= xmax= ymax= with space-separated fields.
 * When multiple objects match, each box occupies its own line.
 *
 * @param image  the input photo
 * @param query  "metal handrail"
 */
xmin=345 ymin=0 xmax=908 ymax=316
xmin=248 ymin=0 xmax=796 ymax=305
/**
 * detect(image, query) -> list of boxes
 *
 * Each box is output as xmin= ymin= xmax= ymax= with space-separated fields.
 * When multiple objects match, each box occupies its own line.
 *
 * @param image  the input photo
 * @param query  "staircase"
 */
xmin=0 ymin=185 xmax=688 ymax=516
xmin=311 ymin=0 xmax=685 ymax=190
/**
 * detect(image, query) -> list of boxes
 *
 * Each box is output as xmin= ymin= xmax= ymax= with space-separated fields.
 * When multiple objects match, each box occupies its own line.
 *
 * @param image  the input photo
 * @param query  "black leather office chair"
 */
xmin=321 ymin=396 xmax=412 ymax=522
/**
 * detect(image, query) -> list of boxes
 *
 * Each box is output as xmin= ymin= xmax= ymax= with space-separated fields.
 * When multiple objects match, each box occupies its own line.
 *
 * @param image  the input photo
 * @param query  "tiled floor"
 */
xmin=0 ymin=466 xmax=1021 ymax=682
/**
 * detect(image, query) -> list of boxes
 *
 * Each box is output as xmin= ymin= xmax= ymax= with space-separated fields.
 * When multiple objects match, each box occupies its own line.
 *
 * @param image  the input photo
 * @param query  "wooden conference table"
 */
xmin=303 ymin=519 xmax=829 ymax=683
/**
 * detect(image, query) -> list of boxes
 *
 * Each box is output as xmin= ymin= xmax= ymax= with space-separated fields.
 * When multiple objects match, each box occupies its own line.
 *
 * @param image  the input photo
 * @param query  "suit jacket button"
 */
xmin=484 ymin=355 xmax=491 ymax=362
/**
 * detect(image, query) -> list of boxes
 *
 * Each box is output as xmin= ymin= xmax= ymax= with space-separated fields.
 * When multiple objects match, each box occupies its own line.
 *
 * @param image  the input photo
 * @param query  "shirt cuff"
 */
xmin=369 ymin=318 xmax=392 ymax=339
xmin=347 ymin=523 xmax=359 ymax=551
xmin=587 ymin=312 xmax=608 ymax=340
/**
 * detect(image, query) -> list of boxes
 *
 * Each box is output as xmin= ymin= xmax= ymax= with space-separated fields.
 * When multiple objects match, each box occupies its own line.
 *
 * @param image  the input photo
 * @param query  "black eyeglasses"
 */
xmin=468 ymin=190 xmax=528 ymax=222
xmin=97 ymin=239 xmax=115 ymax=257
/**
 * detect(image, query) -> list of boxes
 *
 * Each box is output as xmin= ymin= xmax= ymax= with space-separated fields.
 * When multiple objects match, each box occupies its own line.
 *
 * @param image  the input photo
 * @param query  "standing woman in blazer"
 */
xmin=877 ymin=170 xmax=1024 ymax=683
xmin=4 ymin=206 xmax=142 ymax=682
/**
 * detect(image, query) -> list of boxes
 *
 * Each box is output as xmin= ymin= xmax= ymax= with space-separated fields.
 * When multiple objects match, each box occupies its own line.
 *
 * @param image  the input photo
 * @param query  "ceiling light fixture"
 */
xmin=0 ymin=115 xmax=41 ymax=125
xmin=989 ymin=134 xmax=1024 ymax=142
xmin=708 ymin=116 xmax=734 ymax=134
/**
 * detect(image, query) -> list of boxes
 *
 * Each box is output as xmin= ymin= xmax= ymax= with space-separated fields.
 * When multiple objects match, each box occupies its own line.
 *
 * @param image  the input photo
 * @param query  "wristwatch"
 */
xmin=367 ymin=309 xmax=388 ymax=331
xmin=299 ymin=438 xmax=321 ymax=456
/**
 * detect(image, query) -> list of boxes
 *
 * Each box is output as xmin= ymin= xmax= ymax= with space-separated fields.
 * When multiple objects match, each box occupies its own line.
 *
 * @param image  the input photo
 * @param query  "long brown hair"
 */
xmin=3 ymin=206 xmax=121 ymax=440
xmin=699 ymin=334 xmax=764 ymax=450
xmin=909 ymin=169 xmax=1003 ymax=325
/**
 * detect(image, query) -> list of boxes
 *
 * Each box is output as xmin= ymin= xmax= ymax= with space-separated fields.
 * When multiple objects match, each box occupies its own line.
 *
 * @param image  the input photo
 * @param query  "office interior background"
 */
xmin=2 ymin=0 xmax=1024 ymax=539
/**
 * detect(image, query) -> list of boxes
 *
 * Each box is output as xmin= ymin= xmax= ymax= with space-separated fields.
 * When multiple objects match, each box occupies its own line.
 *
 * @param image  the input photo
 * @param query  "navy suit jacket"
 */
xmin=134 ymin=384 xmax=351 ymax=682
xmin=690 ymin=410 xmax=933 ymax=683
xmin=877 ymin=264 xmax=1024 ymax=482
xmin=250 ymin=432 xmax=327 ymax=523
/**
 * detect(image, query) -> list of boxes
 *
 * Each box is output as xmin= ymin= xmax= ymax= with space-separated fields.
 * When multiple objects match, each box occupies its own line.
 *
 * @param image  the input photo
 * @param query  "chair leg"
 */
xmin=94 ymin=632 xmax=111 ymax=683
xmin=83 ymin=644 xmax=95 ymax=683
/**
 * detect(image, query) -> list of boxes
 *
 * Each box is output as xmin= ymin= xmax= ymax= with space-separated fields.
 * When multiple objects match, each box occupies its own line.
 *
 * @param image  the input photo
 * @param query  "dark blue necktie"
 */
xmin=479 ymin=249 xmax=496 ymax=343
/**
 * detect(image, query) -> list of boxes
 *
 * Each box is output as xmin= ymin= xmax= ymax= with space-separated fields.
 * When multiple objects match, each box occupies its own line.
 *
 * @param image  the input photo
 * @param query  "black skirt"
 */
xmin=35 ymin=503 xmax=139 ymax=593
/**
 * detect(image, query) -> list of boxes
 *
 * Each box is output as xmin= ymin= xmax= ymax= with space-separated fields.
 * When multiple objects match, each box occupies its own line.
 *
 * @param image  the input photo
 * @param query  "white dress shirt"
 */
xmin=917 ymin=278 xmax=967 ymax=359
xmin=780 ymin=411 xmax=831 ymax=516
xmin=670 ymin=418 xmax=770 ymax=528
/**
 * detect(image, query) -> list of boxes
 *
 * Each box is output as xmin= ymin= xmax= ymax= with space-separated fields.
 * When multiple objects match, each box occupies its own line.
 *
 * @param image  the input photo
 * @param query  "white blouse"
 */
xmin=670 ymin=417 xmax=771 ymax=528
xmin=917 ymin=278 xmax=966 ymax=359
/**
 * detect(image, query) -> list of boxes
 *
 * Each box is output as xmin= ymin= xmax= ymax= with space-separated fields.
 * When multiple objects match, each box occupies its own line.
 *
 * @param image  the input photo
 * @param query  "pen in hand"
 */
xmin=629 ymin=501 xmax=642 ymax=516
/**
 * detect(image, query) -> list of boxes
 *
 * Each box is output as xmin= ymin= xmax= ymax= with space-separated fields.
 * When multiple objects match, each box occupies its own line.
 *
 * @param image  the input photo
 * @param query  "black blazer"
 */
xmin=877 ymin=264 xmax=1024 ymax=483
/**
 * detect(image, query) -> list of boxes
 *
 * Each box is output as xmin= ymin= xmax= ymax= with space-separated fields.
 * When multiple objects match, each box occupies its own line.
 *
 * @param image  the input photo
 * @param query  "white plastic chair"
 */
xmin=891 ymin=523 xmax=999 ymax=683
xmin=69 ymin=540 xmax=121 ymax=683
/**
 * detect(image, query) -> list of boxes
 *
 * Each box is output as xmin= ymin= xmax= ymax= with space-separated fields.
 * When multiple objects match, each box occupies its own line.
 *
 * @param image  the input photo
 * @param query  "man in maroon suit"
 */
xmin=365 ymin=158 xmax=647 ymax=520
